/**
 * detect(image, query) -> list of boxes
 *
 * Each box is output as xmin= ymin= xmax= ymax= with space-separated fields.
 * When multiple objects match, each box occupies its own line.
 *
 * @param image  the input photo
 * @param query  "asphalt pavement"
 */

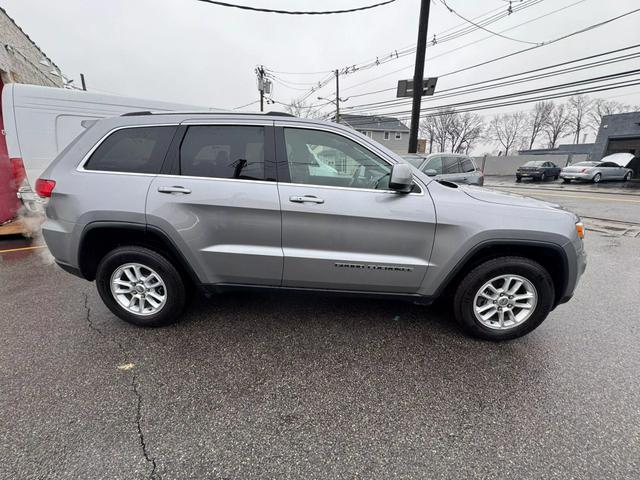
xmin=1 ymin=226 xmax=640 ymax=479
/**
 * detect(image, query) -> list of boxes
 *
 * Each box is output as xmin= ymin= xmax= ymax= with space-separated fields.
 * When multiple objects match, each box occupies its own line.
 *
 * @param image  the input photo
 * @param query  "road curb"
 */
xmin=485 ymin=183 xmax=640 ymax=197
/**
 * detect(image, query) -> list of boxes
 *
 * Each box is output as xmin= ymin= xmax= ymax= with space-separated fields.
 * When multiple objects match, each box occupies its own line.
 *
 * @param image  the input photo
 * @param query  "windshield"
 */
xmin=522 ymin=161 xmax=545 ymax=167
xmin=401 ymin=155 xmax=425 ymax=168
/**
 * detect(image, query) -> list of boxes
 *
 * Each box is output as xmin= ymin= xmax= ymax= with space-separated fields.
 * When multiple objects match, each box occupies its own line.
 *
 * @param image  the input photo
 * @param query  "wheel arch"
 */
xmin=77 ymin=222 xmax=201 ymax=287
xmin=434 ymin=240 xmax=569 ymax=308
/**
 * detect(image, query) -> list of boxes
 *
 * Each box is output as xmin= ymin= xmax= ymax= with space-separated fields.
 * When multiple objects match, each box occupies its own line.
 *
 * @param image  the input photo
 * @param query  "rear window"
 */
xmin=522 ymin=161 xmax=545 ymax=167
xmin=84 ymin=126 xmax=176 ymax=174
xmin=402 ymin=156 xmax=425 ymax=168
xmin=180 ymin=126 xmax=265 ymax=180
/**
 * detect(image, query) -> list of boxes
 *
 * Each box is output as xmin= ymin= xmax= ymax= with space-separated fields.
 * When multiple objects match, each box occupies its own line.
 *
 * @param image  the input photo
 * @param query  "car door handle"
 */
xmin=158 ymin=185 xmax=191 ymax=194
xmin=289 ymin=195 xmax=324 ymax=204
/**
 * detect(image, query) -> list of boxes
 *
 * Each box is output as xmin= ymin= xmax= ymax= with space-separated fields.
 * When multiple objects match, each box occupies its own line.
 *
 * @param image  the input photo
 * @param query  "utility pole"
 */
xmin=335 ymin=69 xmax=340 ymax=123
xmin=408 ymin=0 xmax=432 ymax=153
xmin=256 ymin=66 xmax=265 ymax=112
xmin=80 ymin=73 xmax=87 ymax=91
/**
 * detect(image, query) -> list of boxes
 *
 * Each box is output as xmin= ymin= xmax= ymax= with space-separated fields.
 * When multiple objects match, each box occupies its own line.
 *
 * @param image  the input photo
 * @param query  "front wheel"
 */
xmin=515 ymin=176 xmax=521 ymax=183
xmin=453 ymin=256 xmax=555 ymax=341
xmin=96 ymin=246 xmax=186 ymax=327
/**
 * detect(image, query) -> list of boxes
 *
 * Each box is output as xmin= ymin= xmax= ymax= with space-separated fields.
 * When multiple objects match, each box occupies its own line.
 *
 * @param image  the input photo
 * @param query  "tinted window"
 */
xmin=402 ymin=156 xmax=425 ymax=168
xmin=600 ymin=162 xmax=618 ymax=167
xmin=180 ymin=126 xmax=265 ymax=180
xmin=423 ymin=156 xmax=443 ymax=174
xmin=442 ymin=156 xmax=461 ymax=174
xmin=85 ymin=126 xmax=175 ymax=173
xmin=460 ymin=158 xmax=476 ymax=173
xmin=284 ymin=128 xmax=391 ymax=190
xmin=523 ymin=161 xmax=545 ymax=167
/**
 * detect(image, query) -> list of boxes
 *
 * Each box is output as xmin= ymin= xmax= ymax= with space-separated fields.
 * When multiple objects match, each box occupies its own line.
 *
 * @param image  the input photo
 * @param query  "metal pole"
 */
xmin=335 ymin=69 xmax=340 ymax=123
xmin=408 ymin=0 xmax=431 ymax=153
xmin=80 ymin=73 xmax=87 ymax=91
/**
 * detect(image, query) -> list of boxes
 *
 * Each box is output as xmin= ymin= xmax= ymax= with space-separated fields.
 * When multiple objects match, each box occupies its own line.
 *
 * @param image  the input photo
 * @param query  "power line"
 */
xmin=342 ymin=45 xmax=640 ymax=112
xmin=195 ymin=0 xmax=397 ymax=15
xmin=232 ymin=99 xmax=260 ymax=110
xmin=439 ymin=0 xmax=540 ymax=45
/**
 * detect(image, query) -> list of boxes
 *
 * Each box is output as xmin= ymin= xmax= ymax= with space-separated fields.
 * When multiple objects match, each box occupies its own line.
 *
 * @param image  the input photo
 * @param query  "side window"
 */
xmin=442 ymin=156 xmax=461 ymax=174
xmin=384 ymin=131 xmax=390 ymax=140
xmin=180 ymin=126 xmax=265 ymax=180
xmin=460 ymin=157 xmax=476 ymax=173
xmin=84 ymin=126 xmax=176 ymax=174
xmin=423 ymin=156 xmax=443 ymax=174
xmin=283 ymin=128 xmax=392 ymax=190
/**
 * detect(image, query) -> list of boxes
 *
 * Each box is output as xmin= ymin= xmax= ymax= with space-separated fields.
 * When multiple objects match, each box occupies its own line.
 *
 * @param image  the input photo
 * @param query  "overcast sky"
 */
xmin=4 ymin=0 xmax=640 ymax=150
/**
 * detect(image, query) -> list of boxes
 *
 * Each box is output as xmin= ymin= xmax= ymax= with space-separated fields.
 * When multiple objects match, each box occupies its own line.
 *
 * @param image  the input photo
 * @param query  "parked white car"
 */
xmin=560 ymin=156 xmax=634 ymax=183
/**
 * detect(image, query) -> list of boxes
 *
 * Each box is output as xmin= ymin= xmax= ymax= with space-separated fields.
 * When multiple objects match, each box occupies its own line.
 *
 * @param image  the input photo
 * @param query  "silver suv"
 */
xmin=38 ymin=112 xmax=586 ymax=341
xmin=402 ymin=153 xmax=484 ymax=186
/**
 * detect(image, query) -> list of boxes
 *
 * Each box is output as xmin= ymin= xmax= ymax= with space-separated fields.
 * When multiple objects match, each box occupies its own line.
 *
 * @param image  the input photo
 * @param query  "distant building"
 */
xmin=592 ymin=111 xmax=640 ymax=161
xmin=338 ymin=114 xmax=410 ymax=154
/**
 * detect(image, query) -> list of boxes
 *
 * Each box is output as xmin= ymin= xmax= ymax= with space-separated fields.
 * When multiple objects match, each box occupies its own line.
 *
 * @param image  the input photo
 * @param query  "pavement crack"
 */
xmin=82 ymin=293 xmax=159 ymax=479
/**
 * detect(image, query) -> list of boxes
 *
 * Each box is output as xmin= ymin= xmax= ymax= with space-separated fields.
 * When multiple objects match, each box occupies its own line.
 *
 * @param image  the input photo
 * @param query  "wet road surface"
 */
xmin=1 ymin=231 xmax=639 ymax=479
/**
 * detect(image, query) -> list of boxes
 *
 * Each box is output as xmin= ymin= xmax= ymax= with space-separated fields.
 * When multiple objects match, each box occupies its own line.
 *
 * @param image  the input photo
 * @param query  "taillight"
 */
xmin=35 ymin=178 xmax=56 ymax=198
xmin=9 ymin=157 xmax=27 ymax=186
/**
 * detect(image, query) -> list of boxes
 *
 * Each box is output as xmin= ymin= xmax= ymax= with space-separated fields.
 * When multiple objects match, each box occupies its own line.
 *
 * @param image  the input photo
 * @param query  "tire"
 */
xmin=592 ymin=173 xmax=602 ymax=183
xmin=624 ymin=172 xmax=632 ymax=182
xmin=562 ymin=178 xmax=570 ymax=183
xmin=554 ymin=175 xmax=559 ymax=180
xmin=515 ymin=176 xmax=521 ymax=183
xmin=96 ymin=246 xmax=186 ymax=327
xmin=453 ymin=256 xmax=555 ymax=341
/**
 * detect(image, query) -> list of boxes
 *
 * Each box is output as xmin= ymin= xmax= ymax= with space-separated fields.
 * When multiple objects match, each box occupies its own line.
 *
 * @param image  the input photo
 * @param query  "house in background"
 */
xmin=0 ymin=6 xmax=64 ymax=227
xmin=338 ymin=114 xmax=410 ymax=154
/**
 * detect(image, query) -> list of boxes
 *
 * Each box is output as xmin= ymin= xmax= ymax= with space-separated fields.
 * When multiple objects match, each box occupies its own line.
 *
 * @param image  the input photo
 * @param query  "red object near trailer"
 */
xmin=0 ymin=77 xmax=20 ymax=224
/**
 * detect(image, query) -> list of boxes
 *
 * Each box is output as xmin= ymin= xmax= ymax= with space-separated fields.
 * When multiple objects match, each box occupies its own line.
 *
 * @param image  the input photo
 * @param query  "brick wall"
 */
xmin=0 ymin=7 xmax=63 ymax=87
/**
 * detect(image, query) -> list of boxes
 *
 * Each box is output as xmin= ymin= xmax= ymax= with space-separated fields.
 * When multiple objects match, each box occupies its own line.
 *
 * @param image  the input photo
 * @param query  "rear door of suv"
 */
xmin=274 ymin=122 xmax=436 ymax=293
xmin=146 ymin=118 xmax=283 ymax=286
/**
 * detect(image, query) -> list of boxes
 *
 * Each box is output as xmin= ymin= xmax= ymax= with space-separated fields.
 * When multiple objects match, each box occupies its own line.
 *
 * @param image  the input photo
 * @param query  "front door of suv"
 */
xmin=275 ymin=124 xmax=436 ymax=293
xmin=146 ymin=121 xmax=283 ymax=286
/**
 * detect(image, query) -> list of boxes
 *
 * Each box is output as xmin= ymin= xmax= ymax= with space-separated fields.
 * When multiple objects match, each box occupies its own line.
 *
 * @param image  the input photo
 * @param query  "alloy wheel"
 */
xmin=109 ymin=262 xmax=167 ymax=316
xmin=472 ymin=274 xmax=538 ymax=330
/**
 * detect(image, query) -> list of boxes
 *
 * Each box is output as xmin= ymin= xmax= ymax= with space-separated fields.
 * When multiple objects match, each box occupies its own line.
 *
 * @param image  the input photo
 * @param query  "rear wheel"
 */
xmin=562 ymin=178 xmax=571 ymax=183
xmin=554 ymin=175 xmax=559 ymax=180
xmin=515 ymin=176 xmax=521 ymax=183
xmin=592 ymin=173 xmax=602 ymax=183
xmin=96 ymin=246 xmax=186 ymax=327
xmin=624 ymin=172 xmax=632 ymax=181
xmin=453 ymin=256 xmax=555 ymax=341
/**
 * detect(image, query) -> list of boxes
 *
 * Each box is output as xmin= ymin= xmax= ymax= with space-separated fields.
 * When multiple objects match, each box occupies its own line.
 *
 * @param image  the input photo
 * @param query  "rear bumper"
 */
xmin=560 ymin=173 xmax=591 ymax=181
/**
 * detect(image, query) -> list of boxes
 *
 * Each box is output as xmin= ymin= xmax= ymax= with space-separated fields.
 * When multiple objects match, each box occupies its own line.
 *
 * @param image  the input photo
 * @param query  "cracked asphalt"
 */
xmin=1 ymin=231 xmax=639 ymax=479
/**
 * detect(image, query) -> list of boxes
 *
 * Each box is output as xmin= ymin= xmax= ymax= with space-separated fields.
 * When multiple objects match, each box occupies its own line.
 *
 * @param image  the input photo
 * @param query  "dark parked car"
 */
xmin=516 ymin=160 xmax=561 ymax=182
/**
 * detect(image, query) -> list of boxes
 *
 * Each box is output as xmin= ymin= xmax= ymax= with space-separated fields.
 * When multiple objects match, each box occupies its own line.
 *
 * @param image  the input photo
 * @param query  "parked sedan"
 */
xmin=402 ymin=153 xmax=484 ymax=186
xmin=560 ymin=161 xmax=633 ymax=183
xmin=515 ymin=160 xmax=561 ymax=182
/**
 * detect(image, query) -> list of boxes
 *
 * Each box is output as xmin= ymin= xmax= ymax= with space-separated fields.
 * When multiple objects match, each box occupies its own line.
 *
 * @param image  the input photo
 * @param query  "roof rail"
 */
xmin=120 ymin=110 xmax=297 ymax=117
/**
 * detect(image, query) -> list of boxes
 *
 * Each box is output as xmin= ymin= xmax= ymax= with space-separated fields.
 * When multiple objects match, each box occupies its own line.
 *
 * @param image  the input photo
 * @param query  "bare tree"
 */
xmin=449 ymin=112 xmax=484 ymax=154
xmin=544 ymin=103 xmax=571 ymax=148
xmin=525 ymin=101 xmax=553 ymax=149
xmin=567 ymin=95 xmax=592 ymax=143
xmin=588 ymin=98 xmax=633 ymax=130
xmin=285 ymin=100 xmax=322 ymax=119
xmin=490 ymin=111 xmax=526 ymax=155
xmin=420 ymin=109 xmax=456 ymax=152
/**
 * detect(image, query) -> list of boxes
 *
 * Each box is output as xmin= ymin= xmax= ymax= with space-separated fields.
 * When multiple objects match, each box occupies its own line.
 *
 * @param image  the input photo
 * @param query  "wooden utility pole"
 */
xmin=335 ymin=69 xmax=340 ymax=123
xmin=408 ymin=0 xmax=432 ymax=153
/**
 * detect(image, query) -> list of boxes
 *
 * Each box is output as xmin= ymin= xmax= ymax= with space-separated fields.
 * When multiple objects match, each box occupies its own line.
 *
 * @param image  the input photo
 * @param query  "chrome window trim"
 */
xmin=278 ymin=180 xmax=424 ymax=196
xmin=155 ymin=173 xmax=276 ymax=186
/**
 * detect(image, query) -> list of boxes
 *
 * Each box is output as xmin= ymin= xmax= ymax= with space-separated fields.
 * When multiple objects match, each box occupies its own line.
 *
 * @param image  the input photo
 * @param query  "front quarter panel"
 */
xmin=420 ymin=182 xmax=579 ymax=297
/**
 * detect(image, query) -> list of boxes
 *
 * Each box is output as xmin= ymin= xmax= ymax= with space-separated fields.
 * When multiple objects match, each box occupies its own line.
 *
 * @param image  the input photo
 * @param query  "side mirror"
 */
xmin=424 ymin=169 xmax=437 ymax=176
xmin=389 ymin=163 xmax=414 ymax=193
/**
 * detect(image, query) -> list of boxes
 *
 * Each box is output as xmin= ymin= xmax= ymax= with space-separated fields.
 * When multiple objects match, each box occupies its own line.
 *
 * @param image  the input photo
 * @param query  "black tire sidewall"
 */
xmin=454 ymin=257 xmax=555 ymax=341
xmin=593 ymin=173 xmax=601 ymax=183
xmin=96 ymin=246 xmax=186 ymax=327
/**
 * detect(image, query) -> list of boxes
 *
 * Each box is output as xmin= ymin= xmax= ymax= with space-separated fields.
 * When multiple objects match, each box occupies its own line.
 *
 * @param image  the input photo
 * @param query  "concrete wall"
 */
xmin=473 ymin=154 xmax=589 ymax=175
xmin=0 ymin=7 xmax=64 ymax=87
